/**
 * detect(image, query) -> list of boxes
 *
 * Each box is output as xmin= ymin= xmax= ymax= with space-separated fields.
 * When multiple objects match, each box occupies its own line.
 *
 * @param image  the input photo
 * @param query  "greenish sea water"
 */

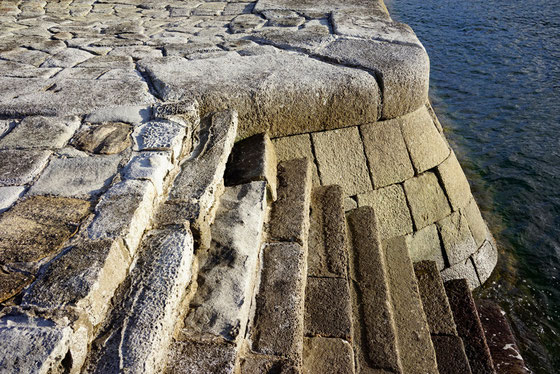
xmin=386 ymin=0 xmax=560 ymax=372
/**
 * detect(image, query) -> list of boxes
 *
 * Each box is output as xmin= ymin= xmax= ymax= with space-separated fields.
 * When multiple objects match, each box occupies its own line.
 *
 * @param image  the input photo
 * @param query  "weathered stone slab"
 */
xmin=84 ymin=105 xmax=152 ymax=125
xmin=403 ymin=171 xmax=451 ymax=230
xmin=40 ymin=48 xmax=94 ymax=68
xmin=250 ymin=27 xmax=335 ymax=54
xmin=252 ymin=242 xmax=306 ymax=362
xmin=308 ymin=185 xmax=348 ymax=277
xmin=132 ymin=119 xmax=186 ymax=160
xmin=229 ymin=14 xmax=266 ymax=33
xmin=22 ymin=238 xmax=129 ymax=326
xmin=472 ymin=240 xmax=498 ymax=285
xmin=138 ymin=52 xmax=380 ymax=138
xmin=78 ymin=55 xmax=134 ymax=69
xmin=357 ymin=184 xmax=413 ymax=239
xmin=303 ymin=337 xmax=355 ymax=374
xmin=312 ymin=127 xmax=372 ymax=196
xmin=0 ymin=116 xmax=80 ymax=150
xmin=88 ymin=180 xmax=156 ymax=255
xmin=0 ymin=150 xmax=50 ymax=186
xmin=304 ymin=277 xmax=352 ymax=339
xmin=72 ymin=122 xmax=132 ymax=154
xmin=268 ymin=158 xmax=312 ymax=244
xmin=224 ymin=133 xmax=277 ymax=201
xmin=272 ymin=134 xmax=320 ymax=185
xmin=462 ymin=197 xmax=488 ymax=247
xmin=0 ymin=268 xmax=33 ymax=303
xmin=431 ymin=335 xmax=473 ymax=374
xmin=263 ymin=10 xmax=305 ymax=28
xmin=254 ymin=0 xmax=380 ymax=18
xmin=437 ymin=152 xmax=472 ymax=210
xmin=346 ymin=207 xmax=401 ymax=372
xmin=441 ymin=258 xmax=481 ymax=290
xmin=123 ymin=151 xmax=173 ymax=195
xmin=152 ymin=98 xmax=199 ymax=127
xmin=360 ymin=119 xmax=414 ymax=188
xmin=166 ymin=340 xmax=237 ymax=374
xmin=0 ymin=186 xmax=25 ymax=212
xmin=406 ymin=224 xmax=445 ymax=270
xmin=438 ymin=211 xmax=478 ymax=266
xmin=384 ymin=236 xmax=439 ymax=374
xmin=29 ymin=155 xmax=121 ymax=199
xmin=183 ymin=182 xmax=267 ymax=343
xmin=400 ymin=106 xmax=450 ymax=173
xmin=444 ymin=279 xmax=496 ymax=374
xmin=240 ymin=352 xmax=298 ymax=374
xmin=0 ymin=196 xmax=91 ymax=263
xmin=413 ymin=261 xmax=457 ymax=335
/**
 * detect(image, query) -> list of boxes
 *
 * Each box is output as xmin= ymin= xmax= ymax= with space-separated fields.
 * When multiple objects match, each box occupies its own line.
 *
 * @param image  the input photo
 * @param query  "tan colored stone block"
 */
xmin=303 ymin=337 xmax=354 ymax=374
xmin=357 ymin=184 xmax=413 ymax=239
xmin=240 ymin=353 xmax=297 ymax=374
xmin=437 ymin=152 xmax=472 ymax=210
xmin=403 ymin=172 xmax=451 ymax=230
xmin=272 ymin=134 xmax=320 ymax=185
xmin=462 ymin=197 xmax=488 ymax=247
xmin=441 ymin=258 xmax=481 ymax=290
xmin=72 ymin=122 xmax=132 ymax=154
xmin=472 ymin=240 xmax=498 ymax=285
xmin=360 ymin=120 xmax=414 ymax=188
xmin=312 ymin=127 xmax=372 ymax=196
xmin=0 ymin=268 xmax=33 ymax=303
xmin=166 ymin=340 xmax=237 ymax=374
xmin=400 ymin=106 xmax=449 ymax=173
xmin=437 ymin=211 xmax=478 ymax=266
xmin=405 ymin=224 xmax=444 ymax=270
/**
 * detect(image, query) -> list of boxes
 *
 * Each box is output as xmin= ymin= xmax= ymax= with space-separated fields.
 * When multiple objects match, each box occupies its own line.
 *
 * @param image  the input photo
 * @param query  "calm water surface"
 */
xmin=385 ymin=0 xmax=560 ymax=372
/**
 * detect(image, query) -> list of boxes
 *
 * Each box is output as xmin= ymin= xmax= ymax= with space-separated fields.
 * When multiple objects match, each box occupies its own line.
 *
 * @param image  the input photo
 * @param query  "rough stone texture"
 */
xmin=72 ymin=122 xmax=132 ymax=155
xmin=250 ymin=26 xmax=335 ymax=54
xmin=29 ymin=155 xmax=121 ymax=199
xmin=230 ymin=14 xmax=267 ymax=33
xmin=0 ymin=196 xmax=91 ymax=263
xmin=437 ymin=152 xmax=472 ymax=210
xmin=268 ymin=158 xmax=312 ymax=245
xmin=346 ymin=207 xmax=401 ymax=372
xmin=303 ymin=337 xmax=355 ymax=374
xmin=473 ymin=240 xmax=498 ymax=285
xmin=383 ymin=236 xmax=439 ymax=374
xmin=431 ymin=335 xmax=473 ymax=374
xmin=123 ymin=152 xmax=173 ymax=195
xmin=240 ymin=353 xmax=298 ymax=374
xmin=0 ymin=149 xmax=51 ymax=186
xmin=272 ymin=134 xmax=320 ymax=185
xmin=88 ymin=180 xmax=156 ymax=255
xmin=400 ymin=106 xmax=450 ymax=173
xmin=0 ymin=186 xmax=25 ymax=212
xmin=312 ymin=127 xmax=372 ymax=196
xmin=477 ymin=300 xmax=531 ymax=374
xmin=308 ymin=185 xmax=348 ymax=277
xmin=404 ymin=171 xmax=452 ymax=230
xmin=0 ymin=116 xmax=80 ymax=150
xmin=462 ymin=197 xmax=489 ymax=247
xmin=438 ymin=211 xmax=478 ymax=266
xmin=413 ymin=261 xmax=457 ymax=335
xmin=445 ymin=279 xmax=496 ymax=374
xmin=357 ymin=184 xmax=413 ymax=239
xmin=152 ymin=98 xmax=199 ymax=127
xmin=254 ymin=0 xmax=385 ymax=19
xmin=132 ymin=119 xmax=186 ymax=160
xmin=304 ymin=277 xmax=352 ymax=339
xmin=224 ymin=133 xmax=277 ymax=201
xmin=441 ymin=258 xmax=481 ymax=290
xmin=22 ymin=239 xmax=129 ymax=326
xmin=166 ymin=340 xmax=237 ymax=374
xmin=0 ymin=268 xmax=33 ymax=303
xmin=252 ymin=242 xmax=306 ymax=362
xmin=138 ymin=52 xmax=380 ymax=139
xmin=84 ymin=105 xmax=151 ymax=125
xmin=360 ymin=119 xmax=414 ymax=188
xmin=183 ymin=182 xmax=267 ymax=343
xmin=406 ymin=224 xmax=445 ymax=270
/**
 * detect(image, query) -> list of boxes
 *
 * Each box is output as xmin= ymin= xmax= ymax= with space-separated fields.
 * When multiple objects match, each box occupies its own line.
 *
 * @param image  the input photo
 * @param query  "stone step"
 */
xmin=476 ymin=300 xmax=530 ymax=374
xmin=444 ymin=279 xmax=496 ymax=374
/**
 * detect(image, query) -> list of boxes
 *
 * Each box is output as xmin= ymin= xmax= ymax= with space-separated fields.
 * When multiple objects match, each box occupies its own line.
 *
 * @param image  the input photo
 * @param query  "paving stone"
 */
xmin=312 ymin=127 xmax=372 ymax=196
xmin=0 ymin=268 xmax=33 ymax=303
xmin=85 ymin=105 xmax=152 ymax=125
xmin=437 ymin=152 xmax=472 ymax=210
xmin=166 ymin=340 xmax=237 ymax=374
xmin=318 ymin=38 xmax=429 ymax=119
xmin=40 ymin=48 xmax=94 ymax=68
xmin=183 ymin=182 xmax=267 ymax=343
xmin=123 ymin=151 xmax=173 ymax=195
xmin=250 ymin=27 xmax=335 ymax=54
xmin=0 ymin=47 xmax=49 ymax=67
xmin=0 ymin=149 xmax=50 ymax=186
xmin=240 ymin=353 xmax=298 ymax=374
xmin=88 ymin=179 xmax=156 ymax=255
xmin=462 ymin=197 xmax=489 ymax=247
xmin=357 ymin=184 xmax=413 ymax=239
xmin=444 ymin=279 xmax=496 ymax=374
xmin=346 ymin=207 xmax=400 ymax=372
xmin=152 ymin=98 xmax=199 ymax=127
xmin=0 ymin=116 xmax=80 ymax=150
xmin=132 ymin=119 xmax=186 ymax=160
xmin=164 ymin=41 xmax=222 ymax=58
xmin=405 ymin=224 xmax=445 ymax=270
xmin=0 ymin=186 xmax=25 ymax=212
xmin=472 ymin=240 xmax=498 ymax=285
xmin=308 ymin=185 xmax=348 ymax=277
xmin=477 ymin=300 xmax=530 ymax=374
xmin=138 ymin=52 xmax=380 ymax=138
xmin=272 ymin=134 xmax=320 ymax=185
xmin=441 ymin=258 xmax=481 ymax=290
xmin=413 ymin=261 xmax=457 ymax=335
xmin=77 ymin=55 xmax=134 ymax=69
xmin=22 ymin=238 xmax=130 ymax=326
xmin=303 ymin=337 xmax=355 ymax=374
xmin=229 ymin=14 xmax=266 ymax=33
xmin=0 ymin=196 xmax=91 ymax=263
xmin=29 ymin=155 xmax=121 ymax=199
xmin=438 ymin=211 xmax=478 ymax=266
xmin=252 ymin=242 xmax=306 ymax=361
xmin=383 ymin=236 xmax=439 ymax=374
xmin=304 ymin=277 xmax=352 ymax=339
xmin=192 ymin=2 xmax=226 ymax=16
xmin=224 ymin=133 xmax=277 ymax=201
xmin=263 ymin=10 xmax=305 ymax=28
xmin=431 ymin=335 xmax=473 ymax=374
xmin=268 ymin=158 xmax=312 ymax=244
xmin=72 ymin=122 xmax=132 ymax=155
xmin=403 ymin=171 xmax=451 ymax=230
xmin=254 ymin=0 xmax=375 ymax=18
xmin=223 ymin=2 xmax=255 ymax=16
xmin=400 ymin=106 xmax=450 ymax=173
xmin=360 ymin=119 xmax=414 ymax=188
